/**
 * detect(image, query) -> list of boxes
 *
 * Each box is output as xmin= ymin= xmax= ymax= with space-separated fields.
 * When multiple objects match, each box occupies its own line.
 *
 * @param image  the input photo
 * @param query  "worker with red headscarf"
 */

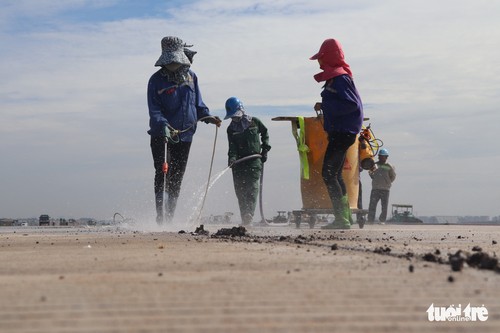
xmin=310 ymin=38 xmax=364 ymax=229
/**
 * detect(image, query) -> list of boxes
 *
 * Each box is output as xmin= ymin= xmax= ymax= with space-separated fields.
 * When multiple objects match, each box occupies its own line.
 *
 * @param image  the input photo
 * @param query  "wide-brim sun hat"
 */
xmin=183 ymin=48 xmax=197 ymax=64
xmin=310 ymin=38 xmax=339 ymax=60
xmin=155 ymin=36 xmax=193 ymax=67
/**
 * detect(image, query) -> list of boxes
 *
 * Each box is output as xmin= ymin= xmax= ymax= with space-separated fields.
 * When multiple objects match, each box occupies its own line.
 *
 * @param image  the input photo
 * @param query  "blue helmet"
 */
xmin=224 ymin=97 xmax=244 ymax=119
xmin=379 ymin=148 xmax=389 ymax=156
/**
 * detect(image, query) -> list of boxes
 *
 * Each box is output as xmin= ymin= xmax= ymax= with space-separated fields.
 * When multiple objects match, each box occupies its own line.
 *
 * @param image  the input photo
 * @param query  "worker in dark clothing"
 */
xmin=147 ymin=36 xmax=221 ymax=224
xmin=225 ymin=97 xmax=271 ymax=226
xmin=310 ymin=38 xmax=364 ymax=229
xmin=356 ymin=168 xmax=365 ymax=226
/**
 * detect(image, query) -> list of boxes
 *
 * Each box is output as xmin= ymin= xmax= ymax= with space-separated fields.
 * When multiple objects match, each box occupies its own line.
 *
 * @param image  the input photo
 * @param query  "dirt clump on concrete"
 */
xmin=466 ymin=251 xmax=499 ymax=271
xmin=212 ymin=226 xmax=248 ymax=238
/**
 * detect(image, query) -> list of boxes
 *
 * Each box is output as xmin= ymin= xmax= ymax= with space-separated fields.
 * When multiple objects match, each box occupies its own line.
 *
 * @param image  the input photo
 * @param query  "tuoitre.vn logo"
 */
xmin=427 ymin=303 xmax=488 ymax=322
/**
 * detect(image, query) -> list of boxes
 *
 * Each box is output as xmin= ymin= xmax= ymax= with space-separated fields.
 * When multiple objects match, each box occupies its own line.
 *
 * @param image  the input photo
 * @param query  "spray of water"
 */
xmin=186 ymin=166 xmax=231 ymax=226
xmin=113 ymin=166 xmax=232 ymax=233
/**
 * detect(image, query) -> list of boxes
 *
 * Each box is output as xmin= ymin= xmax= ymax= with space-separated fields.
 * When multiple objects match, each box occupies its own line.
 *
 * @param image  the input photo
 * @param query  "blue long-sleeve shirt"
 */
xmin=321 ymin=74 xmax=363 ymax=135
xmin=147 ymin=69 xmax=211 ymax=141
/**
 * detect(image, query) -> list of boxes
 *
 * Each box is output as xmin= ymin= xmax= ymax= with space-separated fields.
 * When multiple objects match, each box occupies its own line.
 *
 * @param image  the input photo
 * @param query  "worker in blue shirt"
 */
xmin=310 ymin=38 xmax=364 ymax=229
xmin=147 ymin=36 xmax=221 ymax=224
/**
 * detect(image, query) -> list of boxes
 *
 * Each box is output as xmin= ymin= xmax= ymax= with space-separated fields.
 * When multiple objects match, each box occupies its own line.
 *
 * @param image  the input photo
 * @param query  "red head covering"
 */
xmin=310 ymin=39 xmax=353 ymax=82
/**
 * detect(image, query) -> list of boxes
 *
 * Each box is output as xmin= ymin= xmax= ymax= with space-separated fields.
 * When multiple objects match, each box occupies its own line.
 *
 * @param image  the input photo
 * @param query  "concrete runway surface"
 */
xmin=1 ymin=223 xmax=499 ymax=332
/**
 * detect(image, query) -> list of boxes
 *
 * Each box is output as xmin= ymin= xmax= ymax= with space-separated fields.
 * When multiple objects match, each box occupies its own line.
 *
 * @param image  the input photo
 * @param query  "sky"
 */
xmin=1 ymin=0 xmax=500 ymax=225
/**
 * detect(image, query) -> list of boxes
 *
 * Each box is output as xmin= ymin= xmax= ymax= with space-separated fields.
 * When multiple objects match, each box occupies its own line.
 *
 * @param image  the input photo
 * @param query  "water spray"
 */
xmin=197 ymin=153 xmax=263 ymax=222
xmin=158 ymin=116 xmax=221 ymax=225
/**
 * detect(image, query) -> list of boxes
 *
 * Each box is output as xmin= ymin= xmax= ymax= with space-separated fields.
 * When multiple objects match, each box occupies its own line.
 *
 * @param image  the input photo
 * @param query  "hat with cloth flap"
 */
xmin=155 ymin=36 xmax=196 ymax=67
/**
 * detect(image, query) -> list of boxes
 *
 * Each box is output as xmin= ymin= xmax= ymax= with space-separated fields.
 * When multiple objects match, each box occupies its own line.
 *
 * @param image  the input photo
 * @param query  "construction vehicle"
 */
xmin=39 ymin=214 xmax=50 ymax=226
xmin=268 ymin=211 xmax=290 ymax=224
xmin=386 ymin=204 xmax=423 ymax=224
xmin=272 ymin=114 xmax=383 ymax=229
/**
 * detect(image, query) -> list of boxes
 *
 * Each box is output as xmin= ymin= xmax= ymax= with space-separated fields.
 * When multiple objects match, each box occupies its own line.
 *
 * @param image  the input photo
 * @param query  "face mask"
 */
xmin=164 ymin=62 xmax=183 ymax=72
xmin=231 ymin=116 xmax=242 ymax=122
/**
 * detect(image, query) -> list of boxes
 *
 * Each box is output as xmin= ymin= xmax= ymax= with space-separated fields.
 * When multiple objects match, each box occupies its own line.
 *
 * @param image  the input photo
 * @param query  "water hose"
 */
xmin=196 ymin=116 xmax=219 ymax=221
xmin=229 ymin=154 xmax=267 ymax=225
xmin=360 ymin=124 xmax=384 ymax=156
xmin=230 ymin=154 xmax=262 ymax=167
xmin=163 ymin=116 xmax=220 ymax=222
xmin=166 ymin=116 xmax=217 ymax=143
xmin=113 ymin=212 xmax=125 ymax=223
xmin=258 ymin=163 xmax=267 ymax=225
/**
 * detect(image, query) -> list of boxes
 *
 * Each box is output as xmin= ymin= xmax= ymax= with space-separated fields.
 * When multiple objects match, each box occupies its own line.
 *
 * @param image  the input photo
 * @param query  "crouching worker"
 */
xmin=225 ymin=97 xmax=271 ymax=226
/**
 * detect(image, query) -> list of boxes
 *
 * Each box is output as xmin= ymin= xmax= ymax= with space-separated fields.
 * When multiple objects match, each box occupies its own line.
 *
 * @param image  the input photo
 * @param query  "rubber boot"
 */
xmin=155 ymin=192 xmax=164 ymax=224
xmin=342 ymin=195 xmax=354 ymax=225
xmin=241 ymin=213 xmax=253 ymax=226
xmin=165 ymin=193 xmax=179 ymax=223
xmin=322 ymin=199 xmax=350 ymax=229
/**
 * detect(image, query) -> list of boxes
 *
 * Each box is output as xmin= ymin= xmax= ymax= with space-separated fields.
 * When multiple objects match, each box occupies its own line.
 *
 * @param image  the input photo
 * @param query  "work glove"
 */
xmin=313 ymin=102 xmax=322 ymax=112
xmin=164 ymin=125 xmax=171 ymax=140
xmin=203 ymin=116 xmax=222 ymax=127
xmin=261 ymin=150 xmax=268 ymax=163
xmin=164 ymin=125 xmax=179 ymax=142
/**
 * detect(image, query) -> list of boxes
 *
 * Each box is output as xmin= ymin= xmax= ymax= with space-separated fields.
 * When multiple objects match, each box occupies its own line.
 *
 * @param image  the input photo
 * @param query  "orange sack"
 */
xmin=300 ymin=117 xmax=359 ymax=210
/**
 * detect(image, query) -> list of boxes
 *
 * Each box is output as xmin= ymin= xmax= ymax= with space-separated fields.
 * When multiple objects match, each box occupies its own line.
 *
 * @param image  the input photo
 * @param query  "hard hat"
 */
xmin=379 ymin=148 xmax=389 ymax=156
xmin=224 ymin=97 xmax=244 ymax=119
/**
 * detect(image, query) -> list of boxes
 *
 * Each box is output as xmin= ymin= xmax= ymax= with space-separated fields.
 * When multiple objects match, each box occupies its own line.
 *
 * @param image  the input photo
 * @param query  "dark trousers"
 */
xmin=150 ymin=136 xmax=191 ymax=219
xmin=368 ymin=189 xmax=390 ymax=222
xmin=322 ymin=132 xmax=357 ymax=203
xmin=232 ymin=166 xmax=261 ymax=222
xmin=356 ymin=180 xmax=364 ymax=222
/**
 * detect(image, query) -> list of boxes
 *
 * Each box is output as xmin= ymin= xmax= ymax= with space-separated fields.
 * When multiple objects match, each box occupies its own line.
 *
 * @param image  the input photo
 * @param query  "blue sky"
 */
xmin=1 ymin=0 xmax=500 ymax=227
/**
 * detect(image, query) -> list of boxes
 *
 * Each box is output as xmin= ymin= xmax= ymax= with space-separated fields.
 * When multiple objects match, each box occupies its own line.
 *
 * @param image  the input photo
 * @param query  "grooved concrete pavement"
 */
xmin=1 ymin=224 xmax=499 ymax=332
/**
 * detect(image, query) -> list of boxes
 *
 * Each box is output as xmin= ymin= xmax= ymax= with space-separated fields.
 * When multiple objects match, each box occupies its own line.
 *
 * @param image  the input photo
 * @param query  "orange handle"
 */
xmin=162 ymin=162 xmax=169 ymax=174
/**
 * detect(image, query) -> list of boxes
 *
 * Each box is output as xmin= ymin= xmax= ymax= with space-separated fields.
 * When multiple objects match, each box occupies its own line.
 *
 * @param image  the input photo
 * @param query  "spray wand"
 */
xmin=163 ymin=116 xmax=221 ymax=223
